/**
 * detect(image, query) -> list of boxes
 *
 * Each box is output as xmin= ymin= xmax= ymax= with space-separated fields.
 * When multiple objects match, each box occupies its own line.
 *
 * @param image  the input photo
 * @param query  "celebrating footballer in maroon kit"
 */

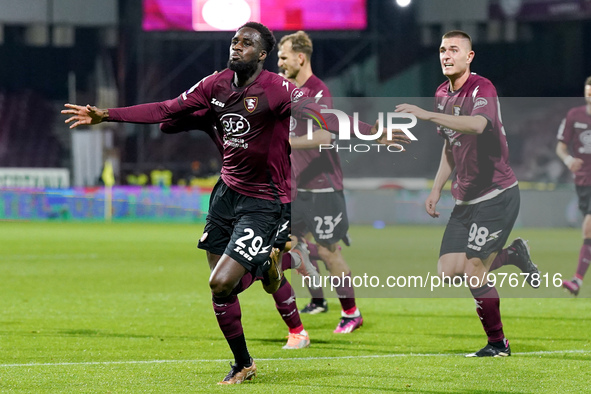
xmin=396 ymin=30 xmax=540 ymax=358
xmin=434 ymin=73 xmax=517 ymax=203
xmin=278 ymin=30 xmax=362 ymax=334
xmin=160 ymin=106 xmax=313 ymax=351
xmin=62 ymin=21 xmax=410 ymax=384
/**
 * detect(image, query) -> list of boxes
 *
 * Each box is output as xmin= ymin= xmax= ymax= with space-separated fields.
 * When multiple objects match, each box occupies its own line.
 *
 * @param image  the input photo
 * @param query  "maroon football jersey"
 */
xmin=435 ymin=73 xmax=517 ymax=203
xmin=557 ymin=105 xmax=591 ymax=186
xmin=108 ymin=69 xmax=372 ymax=203
xmin=290 ymin=74 xmax=343 ymax=191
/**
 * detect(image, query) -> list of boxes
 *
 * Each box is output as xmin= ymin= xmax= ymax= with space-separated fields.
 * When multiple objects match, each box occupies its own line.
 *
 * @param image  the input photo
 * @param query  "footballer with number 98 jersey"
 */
xmin=395 ymin=30 xmax=539 ymax=359
xmin=435 ymin=72 xmax=517 ymax=204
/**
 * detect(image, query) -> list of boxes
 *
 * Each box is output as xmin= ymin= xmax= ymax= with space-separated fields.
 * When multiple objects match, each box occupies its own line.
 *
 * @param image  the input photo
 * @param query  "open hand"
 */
xmin=373 ymin=120 xmax=412 ymax=151
xmin=395 ymin=103 xmax=430 ymax=121
xmin=61 ymin=104 xmax=107 ymax=129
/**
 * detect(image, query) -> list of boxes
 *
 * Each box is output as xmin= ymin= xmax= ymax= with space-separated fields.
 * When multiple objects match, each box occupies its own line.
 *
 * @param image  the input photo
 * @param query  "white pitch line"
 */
xmin=0 ymin=349 xmax=588 ymax=368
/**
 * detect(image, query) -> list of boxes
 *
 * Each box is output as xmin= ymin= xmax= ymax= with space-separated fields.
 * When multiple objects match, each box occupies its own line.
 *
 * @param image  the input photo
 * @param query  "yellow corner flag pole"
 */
xmin=102 ymin=159 xmax=115 ymax=222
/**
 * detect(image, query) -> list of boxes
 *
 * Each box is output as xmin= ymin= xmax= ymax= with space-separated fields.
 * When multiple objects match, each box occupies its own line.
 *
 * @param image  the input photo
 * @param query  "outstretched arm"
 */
xmin=160 ymin=109 xmax=212 ymax=134
xmin=396 ymin=104 xmax=488 ymax=135
xmin=290 ymin=128 xmax=332 ymax=149
xmin=294 ymin=100 xmax=413 ymax=148
xmin=62 ymin=97 xmax=194 ymax=129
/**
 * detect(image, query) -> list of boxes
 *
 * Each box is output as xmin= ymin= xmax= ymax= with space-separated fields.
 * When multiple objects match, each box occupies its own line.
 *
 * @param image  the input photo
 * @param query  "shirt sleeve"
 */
xmin=269 ymin=78 xmax=373 ymax=136
xmin=557 ymin=111 xmax=574 ymax=144
xmin=107 ymin=98 xmax=186 ymax=123
xmin=468 ymin=81 xmax=498 ymax=124
xmin=107 ymin=74 xmax=215 ymax=123
xmin=160 ymin=108 xmax=212 ymax=134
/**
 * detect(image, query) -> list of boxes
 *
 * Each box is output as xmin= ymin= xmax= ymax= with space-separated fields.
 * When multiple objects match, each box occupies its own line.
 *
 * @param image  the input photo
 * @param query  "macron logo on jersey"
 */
xmin=314 ymin=90 xmax=324 ymax=103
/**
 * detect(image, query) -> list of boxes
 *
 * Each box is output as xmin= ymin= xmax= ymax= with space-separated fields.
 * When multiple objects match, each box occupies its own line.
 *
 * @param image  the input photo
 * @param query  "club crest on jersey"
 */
xmin=453 ymin=106 xmax=461 ymax=116
xmin=244 ymin=97 xmax=258 ymax=113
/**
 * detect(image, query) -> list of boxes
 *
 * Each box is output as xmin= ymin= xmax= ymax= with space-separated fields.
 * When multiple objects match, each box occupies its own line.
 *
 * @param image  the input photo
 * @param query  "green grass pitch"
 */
xmin=0 ymin=221 xmax=589 ymax=392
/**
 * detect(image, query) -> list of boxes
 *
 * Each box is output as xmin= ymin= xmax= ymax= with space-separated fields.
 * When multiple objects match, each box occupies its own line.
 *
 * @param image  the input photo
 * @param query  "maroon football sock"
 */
xmin=488 ymin=249 xmax=509 ymax=272
xmin=272 ymin=278 xmax=303 ymax=331
xmin=307 ymin=258 xmax=325 ymax=299
xmin=231 ymin=272 xmax=255 ymax=295
xmin=305 ymin=240 xmax=321 ymax=261
xmin=576 ymin=239 xmax=591 ymax=280
xmin=281 ymin=253 xmax=292 ymax=271
xmin=212 ymin=294 xmax=250 ymax=366
xmin=469 ymin=283 xmax=504 ymax=343
xmin=335 ymin=272 xmax=356 ymax=312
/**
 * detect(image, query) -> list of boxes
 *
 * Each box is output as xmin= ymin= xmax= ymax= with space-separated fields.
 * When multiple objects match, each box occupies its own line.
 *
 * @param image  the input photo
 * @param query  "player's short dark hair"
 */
xmin=586 ymin=76 xmax=591 ymax=86
xmin=239 ymin=22 xmax=276 ymax=55
xmin=442 ymin=30 xmax=472 ymax=49
xmin=279 ymin=31 xmax=313 ymax=60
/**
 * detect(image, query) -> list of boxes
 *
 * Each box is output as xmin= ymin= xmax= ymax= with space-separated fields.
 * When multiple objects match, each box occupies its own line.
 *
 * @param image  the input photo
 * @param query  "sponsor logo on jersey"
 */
xmin=442 ymin=127 xmax=461 ymax=146
xmin=574 ymin=122 xmax=589 ymax=129
xmin=220 ymin=113 xmax=251 ymax=137
xmin=244 ymin=97 xmax=258 ymax=113
xmin=291 ymin=88 xmax=304 ymax=103
xmin=442 ymin=127 xmax=455 ymax=136
xmin=449 ymin=137 xmax=461 ymax=147
xmin=473 ymin=97 xmax=488 ymax=110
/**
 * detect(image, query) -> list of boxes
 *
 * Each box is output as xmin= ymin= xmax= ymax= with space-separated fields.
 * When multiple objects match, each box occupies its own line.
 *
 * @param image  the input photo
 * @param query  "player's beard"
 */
xmin=228 ymin=57 xmax=258 ymax=79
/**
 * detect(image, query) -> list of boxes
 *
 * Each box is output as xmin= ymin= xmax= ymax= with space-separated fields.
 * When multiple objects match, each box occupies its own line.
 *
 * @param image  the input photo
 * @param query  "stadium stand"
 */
xmin=0 ymin=90 xmax=63 ymax=168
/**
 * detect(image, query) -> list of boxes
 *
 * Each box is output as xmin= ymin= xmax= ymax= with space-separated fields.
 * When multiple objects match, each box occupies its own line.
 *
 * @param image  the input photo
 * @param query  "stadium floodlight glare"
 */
xmin=201 ymin=0 xmax=252 ymax=30
xmin=395 ymin=0 xmax=411 ymax=7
